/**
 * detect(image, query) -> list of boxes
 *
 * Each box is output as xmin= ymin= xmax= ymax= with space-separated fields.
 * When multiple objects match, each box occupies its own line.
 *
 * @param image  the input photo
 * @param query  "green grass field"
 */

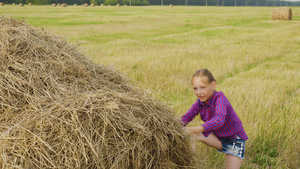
xmin=1 ymin=5 xmax=299 ymax=168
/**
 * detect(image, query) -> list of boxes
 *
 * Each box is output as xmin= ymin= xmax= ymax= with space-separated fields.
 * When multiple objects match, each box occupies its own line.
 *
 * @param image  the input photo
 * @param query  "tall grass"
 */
xmin=1 ymin=5 xmax=299 ymax=168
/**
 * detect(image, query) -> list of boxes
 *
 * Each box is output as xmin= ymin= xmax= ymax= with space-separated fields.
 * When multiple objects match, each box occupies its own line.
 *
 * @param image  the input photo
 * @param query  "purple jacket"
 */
xmin=181 ymin=91 xmax=248 ymax=140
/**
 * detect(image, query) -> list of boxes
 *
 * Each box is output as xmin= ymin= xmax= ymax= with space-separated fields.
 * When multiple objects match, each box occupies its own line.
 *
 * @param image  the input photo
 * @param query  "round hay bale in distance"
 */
xmin=271 ymin=7 xmax=292 ymax=20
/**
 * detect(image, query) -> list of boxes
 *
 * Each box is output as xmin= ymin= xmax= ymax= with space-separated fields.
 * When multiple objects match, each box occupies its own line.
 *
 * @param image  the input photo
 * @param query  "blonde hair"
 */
xmin=192 ymin=69 xmax=216 ymax=84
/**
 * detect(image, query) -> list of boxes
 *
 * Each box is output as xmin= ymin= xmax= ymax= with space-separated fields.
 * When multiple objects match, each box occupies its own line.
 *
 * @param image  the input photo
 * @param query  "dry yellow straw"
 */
xmin=270 ymin=7 xmax=292 ymax=20
xmin=0 ymin=16 xmax=196 ymax=168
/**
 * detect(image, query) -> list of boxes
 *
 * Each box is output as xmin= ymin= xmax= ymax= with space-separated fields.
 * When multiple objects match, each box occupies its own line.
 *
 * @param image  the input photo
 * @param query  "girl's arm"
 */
xmin=183 ymin=126 xmax=205 ymax=134
xmin=180 ymin=101 xmax=200 ymax=126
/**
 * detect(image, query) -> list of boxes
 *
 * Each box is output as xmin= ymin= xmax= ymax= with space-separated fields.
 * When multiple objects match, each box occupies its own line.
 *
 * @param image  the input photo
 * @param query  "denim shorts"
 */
xmin=217 ymin=136 xmax=245 ymax=159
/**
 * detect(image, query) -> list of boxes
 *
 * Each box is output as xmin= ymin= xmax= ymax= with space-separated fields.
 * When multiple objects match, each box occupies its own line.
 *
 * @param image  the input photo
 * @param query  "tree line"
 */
xmin=1 ymin=0 xmax=299 ymax=6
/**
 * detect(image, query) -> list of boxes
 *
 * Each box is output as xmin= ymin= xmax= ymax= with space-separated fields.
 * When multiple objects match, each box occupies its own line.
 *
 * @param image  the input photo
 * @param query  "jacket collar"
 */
xmin=198 ymin=91 xmax=216 ymax=106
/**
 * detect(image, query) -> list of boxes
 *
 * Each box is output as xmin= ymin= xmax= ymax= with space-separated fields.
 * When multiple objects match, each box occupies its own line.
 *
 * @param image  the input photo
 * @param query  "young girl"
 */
xmin=181 ymin=68 xmax=248 ymax=169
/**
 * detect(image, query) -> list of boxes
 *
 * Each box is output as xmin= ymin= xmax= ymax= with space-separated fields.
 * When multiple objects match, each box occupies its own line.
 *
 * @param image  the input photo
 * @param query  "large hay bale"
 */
xmin=270 ymin=7 xmax=292 ymax=20
xmin=0 ymin=16 xmax=196 ymax=168
xmin=61 ymin=3 xmax=68 ymax=7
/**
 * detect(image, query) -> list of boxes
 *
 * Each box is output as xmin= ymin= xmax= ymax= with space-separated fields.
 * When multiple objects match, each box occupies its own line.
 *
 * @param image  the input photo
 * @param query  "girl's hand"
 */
xmin=183 ymin=126 xmax=205 ymax=135
xmin=184 ymin=126 xmax=205 ymax=151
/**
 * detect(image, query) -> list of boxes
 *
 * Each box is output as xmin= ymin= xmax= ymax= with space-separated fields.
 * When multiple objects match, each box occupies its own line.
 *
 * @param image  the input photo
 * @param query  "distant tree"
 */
xmin=132 ymin=0 xmax=149 ymax=5
xmin=26 ymin=0 xmax=48 ymax=4
xmin=104 ymin=0 xmax=117 ymax=5
xmin=91 ymin=0 xmax=97 ymax=5
xmin=121 ymin=0 xmax=129 ymax=5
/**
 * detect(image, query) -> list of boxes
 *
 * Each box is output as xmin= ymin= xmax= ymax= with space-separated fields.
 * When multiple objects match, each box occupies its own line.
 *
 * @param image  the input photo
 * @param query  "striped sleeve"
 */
xmin=202 ymin=95 xmax=227 ymax=132
xmin=180 ymin=101 xmax=199 ymax=126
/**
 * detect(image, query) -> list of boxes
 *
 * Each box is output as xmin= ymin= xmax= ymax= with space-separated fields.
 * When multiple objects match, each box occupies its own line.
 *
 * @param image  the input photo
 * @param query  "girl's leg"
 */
xmin=226 ymin=154 xmax=242 ymax=169
xmin=190 ymin=135 xmax=196 ymax=151
xmin=193 ymin=133 xmax=222 ymax=150
xmin=193 ymin=133 xmax=243 ymax=169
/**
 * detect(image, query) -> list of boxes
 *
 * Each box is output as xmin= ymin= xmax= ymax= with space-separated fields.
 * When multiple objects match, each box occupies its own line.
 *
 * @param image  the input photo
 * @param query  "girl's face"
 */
xmin=192 ymin=76 xmax=216 ymax=103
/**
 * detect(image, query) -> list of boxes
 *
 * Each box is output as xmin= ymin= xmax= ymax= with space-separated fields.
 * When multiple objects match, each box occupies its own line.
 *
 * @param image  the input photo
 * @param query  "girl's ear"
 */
xmin=211 ymin=81 xmax=216 ymax=90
